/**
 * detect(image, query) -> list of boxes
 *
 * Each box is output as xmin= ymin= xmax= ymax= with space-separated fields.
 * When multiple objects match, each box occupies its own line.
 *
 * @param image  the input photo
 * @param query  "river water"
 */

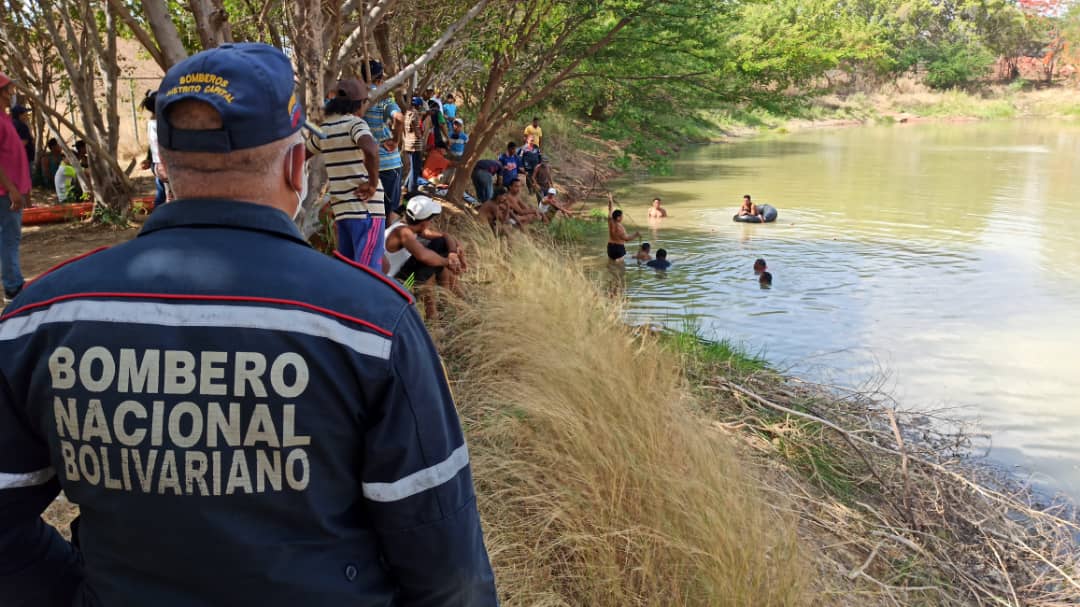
xmin=588 ymin=120 xmax=1080 ymax=498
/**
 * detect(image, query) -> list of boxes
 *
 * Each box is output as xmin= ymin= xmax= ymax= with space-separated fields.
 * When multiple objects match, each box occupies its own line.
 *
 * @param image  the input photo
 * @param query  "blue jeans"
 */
xmin=471 ymin=169 xmax=493 ymax=203
xmin=408 ymin=151 xmax=424 ymax=193
xmin=0 ymin=195 xmax=24 ymax=295
xmin=379 ymin=167 xmax=402 ymax=217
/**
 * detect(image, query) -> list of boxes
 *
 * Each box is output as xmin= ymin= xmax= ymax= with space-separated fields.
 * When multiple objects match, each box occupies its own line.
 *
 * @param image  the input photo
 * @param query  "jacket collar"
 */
xmin=139 ymin=198 xmax=311 ymax=247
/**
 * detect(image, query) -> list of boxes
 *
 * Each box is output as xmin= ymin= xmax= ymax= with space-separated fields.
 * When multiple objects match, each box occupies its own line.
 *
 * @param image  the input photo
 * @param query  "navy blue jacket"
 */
xmin=0 ymin=199 xmax=497 ymax=606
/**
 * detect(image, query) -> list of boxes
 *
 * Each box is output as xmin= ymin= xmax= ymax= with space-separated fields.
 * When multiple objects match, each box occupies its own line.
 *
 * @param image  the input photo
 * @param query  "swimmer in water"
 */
xmin=646 ymin=248 xmax=671 ymax=270
xmin=759 ymin=271 xmax=772 ymax=288
xmin=648 ymin=197 xmax=667 ymax=219
xmin=754 ymin=258 xmax=767 ymax=276
xmin=634 ymin=242 xmax=652 ymax=262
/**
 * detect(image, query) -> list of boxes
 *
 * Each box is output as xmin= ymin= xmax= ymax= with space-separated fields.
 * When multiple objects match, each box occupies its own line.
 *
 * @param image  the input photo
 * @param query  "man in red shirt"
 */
xmin=0 ymin=71 xmax=28 ymax=301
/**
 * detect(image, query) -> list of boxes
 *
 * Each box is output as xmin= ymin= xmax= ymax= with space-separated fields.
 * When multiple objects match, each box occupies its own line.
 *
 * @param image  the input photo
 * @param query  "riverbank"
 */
xmin=441 ymin=226 xmax=1080 ymax=605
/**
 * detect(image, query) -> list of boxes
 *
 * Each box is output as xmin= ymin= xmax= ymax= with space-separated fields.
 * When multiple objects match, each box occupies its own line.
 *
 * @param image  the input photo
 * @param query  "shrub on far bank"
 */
xmin=921 ymin=42 xmax=996 ymax=91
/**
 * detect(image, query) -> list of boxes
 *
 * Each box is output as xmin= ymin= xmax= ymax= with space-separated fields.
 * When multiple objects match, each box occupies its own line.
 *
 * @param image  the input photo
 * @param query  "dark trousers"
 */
xmin=396 ymin=236 xmax=449 ymax=284
xmin=408 ymin=151 xmax=424 ymax=193
xmin=471 ymin=170 xmax=494 ymax=203
xmin=379 ymin=167 xmax=402 ymax=216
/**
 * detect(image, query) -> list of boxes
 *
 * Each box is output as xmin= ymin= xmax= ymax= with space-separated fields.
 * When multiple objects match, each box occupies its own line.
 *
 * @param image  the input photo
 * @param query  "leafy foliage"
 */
xmin=923 ymin=41 xmax=996 ymax=89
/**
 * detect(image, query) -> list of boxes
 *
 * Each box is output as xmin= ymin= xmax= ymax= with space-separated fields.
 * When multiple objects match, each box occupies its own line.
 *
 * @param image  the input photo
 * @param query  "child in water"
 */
xmin=754 ymin=258 xmax=767 ymax=276
xmin=759 ymin=271 xmax=773 ymax=288
xmin=634 ymin=242 xmax=652 ymax=263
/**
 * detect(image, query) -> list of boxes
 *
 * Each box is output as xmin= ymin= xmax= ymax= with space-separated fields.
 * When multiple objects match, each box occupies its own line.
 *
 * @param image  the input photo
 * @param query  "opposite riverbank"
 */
xmin=531 ymin=84 xmax=1080 ymax=192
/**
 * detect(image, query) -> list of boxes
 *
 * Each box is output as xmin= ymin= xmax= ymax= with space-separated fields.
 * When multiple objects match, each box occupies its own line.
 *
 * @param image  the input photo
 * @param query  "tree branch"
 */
xmin=370 ymin=0 xmax=490 ymax=99
xmin=335 ymin=0 xmax=400 ymax=66
xmin=141 ymin=0 xmax=189 ymax=67
xmin=105 ymin=0 xmax=167 ymax=70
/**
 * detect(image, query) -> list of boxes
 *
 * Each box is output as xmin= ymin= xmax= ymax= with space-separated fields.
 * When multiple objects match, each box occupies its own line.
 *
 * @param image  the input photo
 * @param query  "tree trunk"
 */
xmin=142 ymin=0 xmax=190 ymax=68
xmin=292 ymin=0 xmax=331 ymax=240
xmin=40 ymin=0 xmax=134 ymax=215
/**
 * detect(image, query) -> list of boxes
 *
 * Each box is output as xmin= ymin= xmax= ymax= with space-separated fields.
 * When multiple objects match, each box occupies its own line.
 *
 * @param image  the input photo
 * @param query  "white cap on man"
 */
xmin=405 ymin=195 xmax=442 ymax=222
xmin=546 ymin=188 xmax=557 ymax=196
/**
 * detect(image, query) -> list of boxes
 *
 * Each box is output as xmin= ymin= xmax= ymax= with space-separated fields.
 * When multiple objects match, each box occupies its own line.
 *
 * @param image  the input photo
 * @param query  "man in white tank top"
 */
xmin=384 ymin=195 xmax=467 ymax=319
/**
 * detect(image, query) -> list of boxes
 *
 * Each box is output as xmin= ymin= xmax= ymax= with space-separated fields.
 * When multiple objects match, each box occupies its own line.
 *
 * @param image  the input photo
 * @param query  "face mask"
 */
xmin=293 ymin=146 xmax=308 ymax=220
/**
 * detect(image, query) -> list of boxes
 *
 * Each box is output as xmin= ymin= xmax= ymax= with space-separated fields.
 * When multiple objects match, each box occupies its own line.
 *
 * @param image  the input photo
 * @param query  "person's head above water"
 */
xmin=656 ymin=248 xmax=667 ymax=260
xmin=639 ymin=242 xmax=650 ymax=252
xmin=651 ymin=198 xmax=661 ymax=208
xmin=743 ymin=194 xmax=752 ymax=202
xmin=754 ymin=258 xmax=767 ymax=274
xmin=155 ymin=43 xmax=308 ymax=219
xmin=612 ymin=209 xmax=623 ymax=222
xmin=759 ymin=271 xmax=772 ymax=287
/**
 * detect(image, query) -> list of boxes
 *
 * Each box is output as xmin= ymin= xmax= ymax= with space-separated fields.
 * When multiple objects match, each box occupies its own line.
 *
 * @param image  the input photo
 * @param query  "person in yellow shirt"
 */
xmin=524 ymin=117 xmax=542 ymax=149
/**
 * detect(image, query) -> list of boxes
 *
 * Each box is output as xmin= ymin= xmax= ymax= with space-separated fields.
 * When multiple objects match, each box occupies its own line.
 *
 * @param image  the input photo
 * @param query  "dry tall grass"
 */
xmin=439 ymin=231 xmax=809 ymax=606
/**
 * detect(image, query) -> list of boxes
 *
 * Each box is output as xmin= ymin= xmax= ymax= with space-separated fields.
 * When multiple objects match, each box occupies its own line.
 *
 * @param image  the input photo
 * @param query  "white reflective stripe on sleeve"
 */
xmin=362 ymin=444 xmax=469 ymax=503
xmin=0 ymin=300 xmax=392 ymax=360
xmin=0 ymin=467 xmax=56 ymax=490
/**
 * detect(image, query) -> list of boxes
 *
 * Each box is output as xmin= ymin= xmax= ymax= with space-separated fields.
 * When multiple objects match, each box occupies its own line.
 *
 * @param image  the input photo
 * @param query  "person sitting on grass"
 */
xmin=646 ymin=248 xmax=671 ymax=270
xmin=384 ymin=195 xmax=468 ymax=319
xmin=54 ymin=154 xmax=83 ymax=203
xmin=477 ymin=186 xmax=514 ymax=237
xmin=634 ymin=242 xmax=652 ymax=263
xmin=507 ymin=176 xmax=542 ymax=225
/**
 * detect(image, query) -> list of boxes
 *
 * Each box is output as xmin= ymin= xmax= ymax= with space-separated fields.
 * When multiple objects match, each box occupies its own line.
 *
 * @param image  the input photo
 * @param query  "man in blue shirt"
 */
xmin=442 ymin=94 xmax=457 ymax=119
xmin=497 ymin=141 xmax=519 ymax=188
xmin=0 ymin=43 xmax=497 ymax=607
xmin=448 ymin=119 xmax=468 ymax=160
xmin=361 ymin=61 xmax=405 ymax=217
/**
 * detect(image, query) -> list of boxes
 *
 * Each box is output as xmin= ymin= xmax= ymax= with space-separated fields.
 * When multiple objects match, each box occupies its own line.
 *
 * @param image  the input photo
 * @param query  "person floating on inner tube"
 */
xmin=738 ymin=194 xmax=768 ymax=223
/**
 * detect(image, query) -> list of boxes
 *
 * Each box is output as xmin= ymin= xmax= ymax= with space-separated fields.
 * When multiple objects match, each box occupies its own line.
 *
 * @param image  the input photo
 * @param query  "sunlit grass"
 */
xmin=441 ymin=230 xmax=809 ymax=605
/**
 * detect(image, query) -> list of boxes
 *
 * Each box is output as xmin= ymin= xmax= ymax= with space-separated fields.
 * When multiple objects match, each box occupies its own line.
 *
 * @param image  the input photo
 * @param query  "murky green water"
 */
xmin=589 ymin=120 xmax=1080 ymax=498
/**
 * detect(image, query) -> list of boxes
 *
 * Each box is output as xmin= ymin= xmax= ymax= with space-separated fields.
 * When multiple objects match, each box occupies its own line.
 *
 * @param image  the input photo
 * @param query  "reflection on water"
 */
xmin=584 ymin=120 xmax=1080 ymax=498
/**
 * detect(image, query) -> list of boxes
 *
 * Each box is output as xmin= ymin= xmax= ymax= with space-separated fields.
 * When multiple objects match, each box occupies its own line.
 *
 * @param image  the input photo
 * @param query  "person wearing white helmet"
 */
xmin=384 ymin=194 xmax=467 ymax=319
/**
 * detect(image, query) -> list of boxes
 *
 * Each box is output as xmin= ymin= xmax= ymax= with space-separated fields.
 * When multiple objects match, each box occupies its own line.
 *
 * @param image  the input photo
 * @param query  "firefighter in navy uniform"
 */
xmin=0 ymin=43 xmax=497 ymax=607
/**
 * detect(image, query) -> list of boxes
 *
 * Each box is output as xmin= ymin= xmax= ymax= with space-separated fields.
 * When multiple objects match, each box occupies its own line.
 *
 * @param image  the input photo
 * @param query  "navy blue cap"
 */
xmin=156 ymin=43 xmax=303 ymax=153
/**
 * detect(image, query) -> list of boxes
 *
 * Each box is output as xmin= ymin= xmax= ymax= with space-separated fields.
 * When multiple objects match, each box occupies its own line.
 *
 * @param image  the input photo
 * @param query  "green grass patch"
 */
xmin=545 ymin=216 xmax=607 ymax=244
xmin=895 ymin=90 xmax=1017 ymax=119
xmin=659 ymin=319 xmax=767 ymax=376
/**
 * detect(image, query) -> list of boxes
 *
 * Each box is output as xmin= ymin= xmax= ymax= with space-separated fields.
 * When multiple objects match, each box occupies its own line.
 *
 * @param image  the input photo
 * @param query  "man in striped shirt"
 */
xmin=306 ymin=79 xmax=385 ymax=271
xmin=361 ymin=61 xmax=404 ymax=220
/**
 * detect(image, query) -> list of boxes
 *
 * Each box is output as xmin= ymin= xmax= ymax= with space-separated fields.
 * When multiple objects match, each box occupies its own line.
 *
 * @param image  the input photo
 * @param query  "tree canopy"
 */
xmin=0 ymin=0 xmax=1076 ymax=220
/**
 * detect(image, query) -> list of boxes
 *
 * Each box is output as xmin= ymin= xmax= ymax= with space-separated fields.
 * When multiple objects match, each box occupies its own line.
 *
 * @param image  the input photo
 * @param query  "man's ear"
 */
xmin=286 ymin=143 xmax=305 ymax=192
